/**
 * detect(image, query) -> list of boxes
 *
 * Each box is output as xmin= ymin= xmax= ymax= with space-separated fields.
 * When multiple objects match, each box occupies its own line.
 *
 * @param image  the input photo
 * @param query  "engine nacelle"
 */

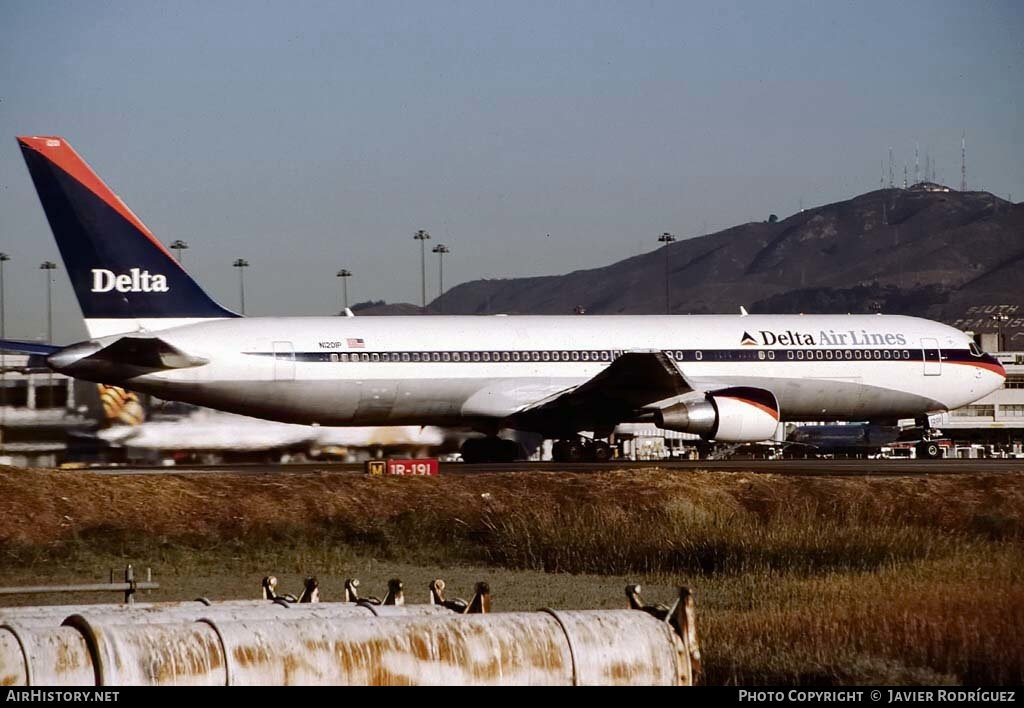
xmin=653 ymin=387 xmax=780 ymax=442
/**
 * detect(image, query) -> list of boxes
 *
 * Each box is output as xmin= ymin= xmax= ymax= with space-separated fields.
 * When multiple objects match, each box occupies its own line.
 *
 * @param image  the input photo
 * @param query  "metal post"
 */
xmin=432 ymin=244 xmax=449 ymax=312
xmin=39 ymin=261 xmax=58 ymax=409
xmin=414 ymin=230 xmax=431 ymax=308
xmin=40 ymin=261 xmax=58 ymax=343
xmin=992 ymin=313 xmax=1009 ymax=351
xmin=0 ymin=254 xmax=8 ymax=433
xmin=0 ymin=565 xmax=158 ymax=598
xmin=170 ymin=240 xmax=189 ymax=264
xmin=336 ymin=269 xmax=352 ymax=311
xmin=0 ymin=253 xmax=8 ymax=339
xmin=657 ymin=233 xmax=676 ymax=314
xmin=233 ymin=258 xmax=249 ymax=315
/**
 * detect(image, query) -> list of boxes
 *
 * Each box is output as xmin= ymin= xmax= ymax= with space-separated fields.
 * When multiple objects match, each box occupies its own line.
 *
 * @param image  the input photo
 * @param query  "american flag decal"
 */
xmin=347 ymin=338 xmax=365 ymax=348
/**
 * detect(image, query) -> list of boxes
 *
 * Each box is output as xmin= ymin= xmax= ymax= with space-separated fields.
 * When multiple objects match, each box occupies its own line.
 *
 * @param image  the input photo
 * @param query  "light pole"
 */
xmin=233 ymin=258 xmax=249 ymax=314
xmin=657 ymin=232 xmax=676 ymax=314
xmin=169 ymin=240 xmax=189 ymax=264
xmin=0 ymin=253 xmax=8 ymax=421
xmin=40 ymin=261 xmax=58 ymax=343
xmin=992 ymin=312 xmax=1010 ymax=351
xmin=432 ymin=244 xmax=449 ymax=311
xmin=336 ymin=269 xmax=352 ymax=311
xmin=414 ymin=230 xmax=431 ymax=307
xmin=0 ymin=253 xmax=9 ymax=339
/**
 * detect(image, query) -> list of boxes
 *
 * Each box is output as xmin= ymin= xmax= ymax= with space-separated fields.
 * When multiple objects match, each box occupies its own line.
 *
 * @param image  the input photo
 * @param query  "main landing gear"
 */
xmin=551 ymin=438 xmax=613 ymax=463
xmin=460 ymin=437 xmax=521 ymax=464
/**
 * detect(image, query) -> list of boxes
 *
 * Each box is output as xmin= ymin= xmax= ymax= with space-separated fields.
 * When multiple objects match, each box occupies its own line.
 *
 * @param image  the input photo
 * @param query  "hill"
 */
xmin=423 ymin=185 xmax=1023 ymax=340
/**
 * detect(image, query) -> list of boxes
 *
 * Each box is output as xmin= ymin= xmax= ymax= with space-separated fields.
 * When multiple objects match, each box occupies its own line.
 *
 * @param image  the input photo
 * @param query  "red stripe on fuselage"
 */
xmin=945 ymin=359 xmax=1006 ymax=376
xmin=720 ymin=396 xmax=780 ymax=420
xmin=16 ymin=136 xmax=183 ymax=268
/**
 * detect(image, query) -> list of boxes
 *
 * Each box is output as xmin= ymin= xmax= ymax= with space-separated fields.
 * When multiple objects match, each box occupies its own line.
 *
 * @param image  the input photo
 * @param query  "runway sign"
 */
xmin=365 ymin=458 xmax=439 ymax=476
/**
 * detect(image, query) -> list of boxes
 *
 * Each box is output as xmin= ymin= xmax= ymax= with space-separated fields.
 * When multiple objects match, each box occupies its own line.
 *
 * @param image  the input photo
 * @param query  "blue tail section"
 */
xmin=17 ymin=136 xmax=238 ymax=323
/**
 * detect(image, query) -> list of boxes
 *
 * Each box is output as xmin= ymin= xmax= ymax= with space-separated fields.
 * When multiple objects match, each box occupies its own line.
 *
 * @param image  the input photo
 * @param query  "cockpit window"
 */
xmin=969 ymin=342 xmax=983 ymax=357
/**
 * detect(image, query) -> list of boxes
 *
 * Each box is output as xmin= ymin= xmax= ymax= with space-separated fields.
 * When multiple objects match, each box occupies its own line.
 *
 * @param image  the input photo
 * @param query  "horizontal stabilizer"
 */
xmin=47 ymin=336 xmax=208 ymax=379
xmin=0 ymin=339 xmax=62 ymax=356
xmin=84 ymin=336 xmax=209 ymax=370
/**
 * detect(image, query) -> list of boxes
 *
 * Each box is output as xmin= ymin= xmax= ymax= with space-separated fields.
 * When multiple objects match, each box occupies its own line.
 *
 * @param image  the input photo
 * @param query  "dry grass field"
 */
xmin=0 ymin=466 xmax=1021 ymax=685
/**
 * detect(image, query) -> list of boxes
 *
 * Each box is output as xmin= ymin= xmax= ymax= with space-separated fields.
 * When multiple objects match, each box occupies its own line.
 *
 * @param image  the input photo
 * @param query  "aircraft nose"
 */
xmin=977 ymin=353 xmax=1007 ymax=397
xmin=984 ymin=353 xmax=1006 ymax=380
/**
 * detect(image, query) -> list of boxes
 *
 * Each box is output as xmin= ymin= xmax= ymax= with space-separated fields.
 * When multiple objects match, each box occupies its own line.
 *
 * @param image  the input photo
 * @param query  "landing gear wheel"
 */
xmin=551 ymin=440 xmax=570 ymax=462
xmin=499 ymin=439 xmax=520 ymax=462
xmin=461 ymin=438 xmax=521 ymax=463
xmin=916 ymin=441 xmax=941 ymax=460
xmin=591 ymin=440 xmax=612 ymax=462
xmin=460 ymin=438 xmax=486 ymax=463
xmin=565 ymin=440 xmax=589 ymax=462
xmin=552 ymin=439 xmax=589 ymax=463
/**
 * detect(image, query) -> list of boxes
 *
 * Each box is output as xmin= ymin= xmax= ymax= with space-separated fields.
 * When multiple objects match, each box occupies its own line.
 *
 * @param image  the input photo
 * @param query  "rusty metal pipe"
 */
xmin=1 ymin=589 xmax=700 ymax=686
xmin=0 ymin=623 xmax=94 ymax=686
xmin=2 ymin=601 xmax=451 ymax=629
xmin=203 ymin=610 xmax=687 ymax=686
xmin=63 ymin=615 xmax=227 ymax=686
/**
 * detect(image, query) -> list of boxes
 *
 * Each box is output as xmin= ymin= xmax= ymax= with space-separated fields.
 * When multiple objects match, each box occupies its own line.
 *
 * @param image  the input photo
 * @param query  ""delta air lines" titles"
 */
xmin=753 ymin=329 xmax=908 ymax=346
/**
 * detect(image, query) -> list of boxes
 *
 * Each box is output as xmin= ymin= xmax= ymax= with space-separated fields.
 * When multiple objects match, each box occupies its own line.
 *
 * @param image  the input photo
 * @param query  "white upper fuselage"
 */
xmin=86 ymin=313 xmax=1004 ymax=431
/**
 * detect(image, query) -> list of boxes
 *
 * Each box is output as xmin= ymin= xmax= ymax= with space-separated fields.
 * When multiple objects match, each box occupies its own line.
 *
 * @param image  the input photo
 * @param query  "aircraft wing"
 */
xmin=508 ymin=351 xmax=695 ymax=435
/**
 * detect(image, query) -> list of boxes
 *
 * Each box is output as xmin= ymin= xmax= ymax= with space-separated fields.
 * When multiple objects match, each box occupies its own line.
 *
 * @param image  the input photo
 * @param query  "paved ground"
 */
xmin=81 ymin=458 xmax=1024 ymax=476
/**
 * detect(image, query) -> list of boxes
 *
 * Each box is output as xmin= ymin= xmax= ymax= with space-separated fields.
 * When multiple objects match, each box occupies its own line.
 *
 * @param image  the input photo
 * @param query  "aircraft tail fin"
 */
xmin=17 ymin=136 xmax=239 ymax=338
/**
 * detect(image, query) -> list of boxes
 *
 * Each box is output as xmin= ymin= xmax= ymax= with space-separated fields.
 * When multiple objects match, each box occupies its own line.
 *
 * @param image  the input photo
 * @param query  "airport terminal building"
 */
xmin=932 ymin=350 xmax=1024 ymax=456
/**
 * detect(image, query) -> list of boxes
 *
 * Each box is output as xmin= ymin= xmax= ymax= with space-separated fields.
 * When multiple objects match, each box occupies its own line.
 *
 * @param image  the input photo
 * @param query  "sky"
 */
xmin=0 ymin=0 xmax=1021 ymax=342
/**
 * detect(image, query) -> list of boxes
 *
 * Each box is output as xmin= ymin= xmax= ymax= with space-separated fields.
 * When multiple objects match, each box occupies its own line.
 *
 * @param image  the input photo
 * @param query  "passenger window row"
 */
xmin=311 ymin=348 xmax=916 ymax=363
xmin=326 ymin=350 xmax=618 ymax=363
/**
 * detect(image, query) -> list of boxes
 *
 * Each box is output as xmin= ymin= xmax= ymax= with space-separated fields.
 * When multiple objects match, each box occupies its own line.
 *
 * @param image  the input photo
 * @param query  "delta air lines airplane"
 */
xmin=3 ymin=136 xmax=1005 ymax=462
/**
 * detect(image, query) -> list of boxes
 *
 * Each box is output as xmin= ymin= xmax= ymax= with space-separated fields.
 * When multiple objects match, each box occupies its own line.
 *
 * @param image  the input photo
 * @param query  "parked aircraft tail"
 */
xmin=17 ymin=136 xmax=238 ymax=338
xmin=96 ymin=384 xmax=146 ymax=426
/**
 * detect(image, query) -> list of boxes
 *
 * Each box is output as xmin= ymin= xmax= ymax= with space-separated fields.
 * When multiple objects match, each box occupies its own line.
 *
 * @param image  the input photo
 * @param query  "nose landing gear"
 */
xmin=914 ymin=416 xmax=944 ymax=459
xmin=915 ymin=440 xmax=942 ymax=459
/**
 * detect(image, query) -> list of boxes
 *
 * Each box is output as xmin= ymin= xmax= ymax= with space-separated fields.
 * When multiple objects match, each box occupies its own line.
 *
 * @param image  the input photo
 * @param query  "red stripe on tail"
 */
xmin=16 ymin=136 xmax=183 ymax=268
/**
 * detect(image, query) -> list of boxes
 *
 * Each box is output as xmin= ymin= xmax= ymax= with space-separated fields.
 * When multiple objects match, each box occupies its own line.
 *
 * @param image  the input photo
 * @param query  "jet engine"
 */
xmin=653 ymin=387 xmax=780 ymax=442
